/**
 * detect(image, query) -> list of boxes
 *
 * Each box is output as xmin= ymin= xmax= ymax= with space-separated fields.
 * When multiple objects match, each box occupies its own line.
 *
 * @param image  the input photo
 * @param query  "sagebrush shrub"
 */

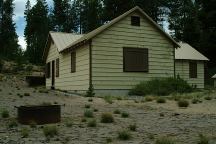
xmin=145 ymin=96 xmax=154 ymax=102
xmin=204 ymin=96 xmax=212 ymax=100
xmin=114 ymin=109 xmax=121 ymax=114
xmin=178 ymin=100 xmax=189 ymax=107
xmin=101 ymin=113 xmax=114 ymax=123
xmin=118 ymin=130 xmax=131 ymax=140
xmin=121 ymin=112 xmax=129 ymax=118
xmin=128 ymin=124 xmax=136 ymax=131
xmin=198 ymin=134 xmax=209 ymax=144
xmin=21 ymin=128 xmax=29 ymax=138
xmin=1 ymin=109 xmax=9 ymax=118
xmin=87 ymin=119 xmax=96 ymax=127
xmin=24 ymin=93 xmax=30 ymax=96
xmin=156 ymin=97 xmax=166 ymax=103
xmin=43 ymin=125 xmax=58 ymax=137
xmin=8 ymin=119 xmax=18 ymax=128
xmin=129 ymin=77 xmax=192 ymax=96
xmin=104 ymin=96 xmax=113 ymax=104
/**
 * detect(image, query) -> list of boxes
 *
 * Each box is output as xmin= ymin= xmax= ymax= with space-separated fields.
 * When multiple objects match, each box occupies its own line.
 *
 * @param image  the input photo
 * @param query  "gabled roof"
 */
xmin=42 ymin=32 xmax=83 ymax=60
xmin=175 ymin=42 xmax=209 ymax=61
xmin=212 ymin=74 xmax=216 ymax=79
xmin=49 ymin=32 xmax=83 ymax=52
xmin=61 ymin=6 xmax=180 ymax=53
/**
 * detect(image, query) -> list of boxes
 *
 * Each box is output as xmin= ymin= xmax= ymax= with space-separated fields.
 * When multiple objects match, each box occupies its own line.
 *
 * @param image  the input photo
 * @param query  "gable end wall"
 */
xmin=91 ymin=12 xmax=175 ymax=92
xmin=46 ymin=42 xmax=90 ymax=91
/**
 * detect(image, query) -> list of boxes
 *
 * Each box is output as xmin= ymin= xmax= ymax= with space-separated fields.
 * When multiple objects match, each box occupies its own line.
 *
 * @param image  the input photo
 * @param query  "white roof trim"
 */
xmin=212 ymin=74 xmax=216 ymax=79
xmin=175 ymin=42 xmax=209 ymax=61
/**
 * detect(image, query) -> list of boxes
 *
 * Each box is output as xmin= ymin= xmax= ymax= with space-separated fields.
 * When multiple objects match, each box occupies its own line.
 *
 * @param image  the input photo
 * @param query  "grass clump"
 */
xmin=101 ymin=113 xmax=114 ymax=123
xmin=156 ymin=97 xmax=166 ymax=103
xmin=43 ymin=125 xmax=58 ymax=138
xmin=198 ymin=134 xmax=209 ymax=144
xmin=88 ymin=98 xmax=93 ymax=102
xmin=106 ymin=137 xmax=113 ymax=143
xmin=155 ymin=137 xmax=174 ymax=144
xmin=178 ymin=100 xmax=189 ymax=107
xmin=94 ymin=108 xmax=98 ymax=112
xmin=118 ymin=130 xmax=131 ymax=140
xmin=116 ymin=96 xmax=123 ymax=100
xmin=121 ymin=111 xmax=129 ymax=118
xmin=191 ymin=98 xmax=200 ymax=104
xmin=84 ymin=104 xmax=91 ymax=109
xmin=81 ymin=117 xmax=87 ymax=122
xmin=8 ymin=119 xmax=18 ymax=128
xmin=84 ymin=110 xmax=94 ymax=118
xmin=1 ymin=109 xmax=9 ymax=118
xmin=104 ymin=96 xmax=113 ymax=104
xmin=65 ymin=119 xmax=73 ymax=127
xmin=21 ymin=128 xmax=29 ymax=138
xmin=204 ymin=96 xmax=212 ymax=100
xmin=129 ymin=77 xmax=192 ymax=96
xmin=114 ymin=109 xmax=121 ymax=114
xmin=87 ymin=119 xmax=97 ymax=127
xmin=128 ymin=124 xmax=136 ymax=131
xmin=145 ymin=96 xmax=155 ymax=102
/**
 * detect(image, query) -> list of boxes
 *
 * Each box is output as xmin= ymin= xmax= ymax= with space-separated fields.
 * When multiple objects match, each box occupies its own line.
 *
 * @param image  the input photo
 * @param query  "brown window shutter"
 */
xmin=71 ymin=52 xmax=76 ymax=73
xmin=46 ymin=62 xmax=50 ymax=78
xmin=56 ymin=58 xmax=59 ymax=77
xmin=123 ymin=48 xmax=148 ymax=72
xmin=189 ymin=61 xmax=197 ymax=78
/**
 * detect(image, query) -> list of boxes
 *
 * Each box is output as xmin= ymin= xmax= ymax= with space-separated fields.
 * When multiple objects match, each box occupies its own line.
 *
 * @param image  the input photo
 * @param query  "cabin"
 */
xmin=175 ymin=42 xmax=209 ymax=88
xmin=43 ymin=6 xmax=193 ymax=96
xmin=212 ymin=74 xmax=216 ymax=87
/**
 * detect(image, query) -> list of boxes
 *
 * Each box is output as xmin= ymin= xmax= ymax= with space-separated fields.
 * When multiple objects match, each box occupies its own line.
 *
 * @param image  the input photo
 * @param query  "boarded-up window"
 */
xmin=189 ymin=61 xmax=197 ymax=78
xmin=123 ymin=48 xmax=148 ymax=72
xmin=71 ymin=52 xmax=76 ymax=73
xmin=56 ymin=58 xmax=59 ymax=77
xmin=131 ymin=16 xmax=140 ymax=26
xmin=46 ymin=62 xmax=50 ymax=78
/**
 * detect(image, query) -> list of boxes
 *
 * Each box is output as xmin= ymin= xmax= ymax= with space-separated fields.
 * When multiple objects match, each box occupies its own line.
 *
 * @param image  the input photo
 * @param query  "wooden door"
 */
xmin=51 ymin=60 xmax=55 ymax=89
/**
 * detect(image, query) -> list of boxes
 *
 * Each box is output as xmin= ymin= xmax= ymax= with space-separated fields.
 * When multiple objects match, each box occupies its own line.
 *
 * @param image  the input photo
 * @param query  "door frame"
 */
xmin=51 ymin=60 xmax=55 ymax=89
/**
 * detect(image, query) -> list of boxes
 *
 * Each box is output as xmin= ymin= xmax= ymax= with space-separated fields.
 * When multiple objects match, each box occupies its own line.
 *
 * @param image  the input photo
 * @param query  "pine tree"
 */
xmin=199 ymin=0 xmax=216 ymax=67
xmin=0 ymin=0 xmax=3 ymax=55
xmin=52 ymin=0 xmax=77 ymax=32
xmin=0 ymin=0 xmax=19 ymax=60
xmin=102 ymin=0 xmax=133 ymax=22
xmin=24 ymin=0 xmax=49 ymax=64
xmin=73 ymin=0 xmax=102 ymax=33
xmin=167 ymin=0 xmax=197 ymax=41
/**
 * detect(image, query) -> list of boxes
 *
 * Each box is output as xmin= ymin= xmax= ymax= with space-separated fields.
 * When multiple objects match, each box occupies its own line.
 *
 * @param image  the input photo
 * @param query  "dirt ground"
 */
xmin=0 ymin=74 xmax=216 ymax=144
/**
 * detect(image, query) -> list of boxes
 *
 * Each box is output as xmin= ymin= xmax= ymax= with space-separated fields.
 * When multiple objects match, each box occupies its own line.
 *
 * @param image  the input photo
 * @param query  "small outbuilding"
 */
xmin=175 ymin=42 xmax=209 ymax=88
xmin=212 ymin=74 xmax=216 ymax=87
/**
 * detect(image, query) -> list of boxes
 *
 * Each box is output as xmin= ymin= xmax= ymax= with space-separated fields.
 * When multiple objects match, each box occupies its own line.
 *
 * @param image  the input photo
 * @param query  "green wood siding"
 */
xmin=91 ymin=12 xmax=175 ymax=90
